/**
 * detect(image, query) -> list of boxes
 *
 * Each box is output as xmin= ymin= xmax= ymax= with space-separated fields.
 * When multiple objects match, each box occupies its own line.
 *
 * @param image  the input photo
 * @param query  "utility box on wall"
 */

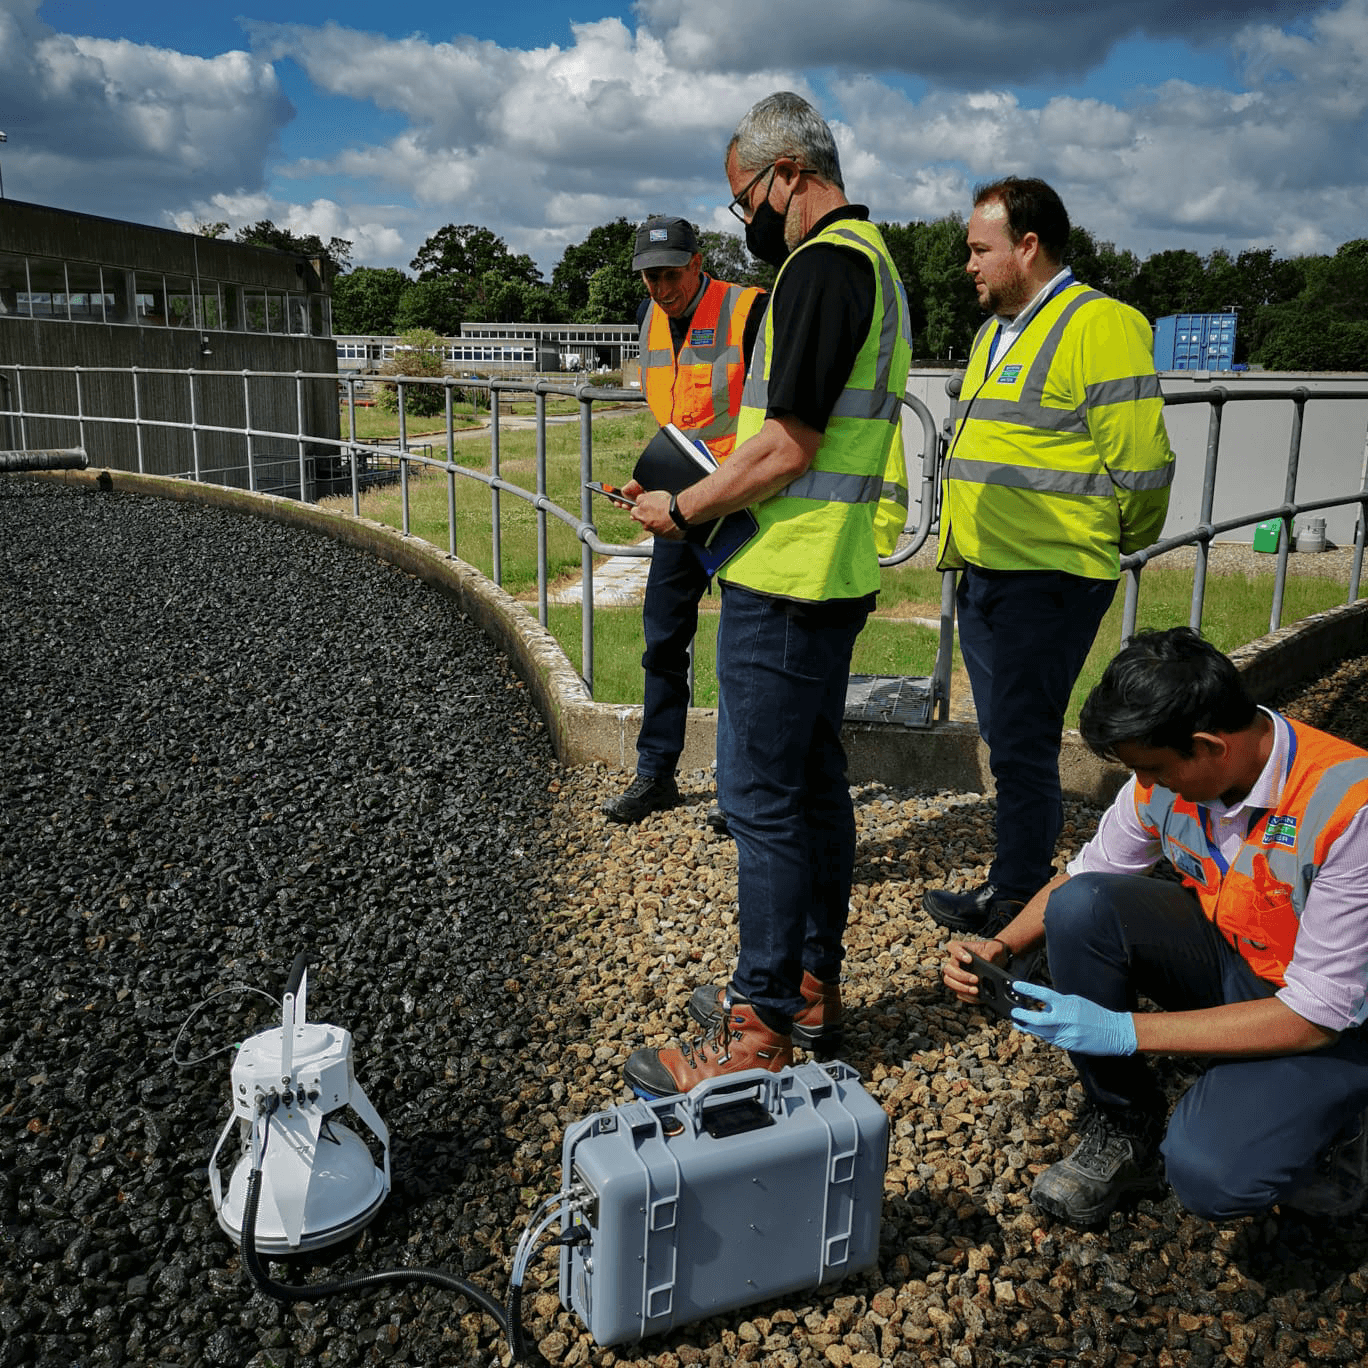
xmin=1154 ymin=313 xmax=1238 ymax=371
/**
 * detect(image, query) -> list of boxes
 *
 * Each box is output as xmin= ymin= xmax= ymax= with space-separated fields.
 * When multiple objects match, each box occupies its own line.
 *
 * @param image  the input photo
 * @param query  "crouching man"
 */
xmin=943 ymin=627 xmax=1368 ymax=1226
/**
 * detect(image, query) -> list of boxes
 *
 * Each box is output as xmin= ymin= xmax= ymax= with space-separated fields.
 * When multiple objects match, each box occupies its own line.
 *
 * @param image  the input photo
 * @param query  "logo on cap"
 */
xmin=650 ymin=229 xmax=669 ymax=242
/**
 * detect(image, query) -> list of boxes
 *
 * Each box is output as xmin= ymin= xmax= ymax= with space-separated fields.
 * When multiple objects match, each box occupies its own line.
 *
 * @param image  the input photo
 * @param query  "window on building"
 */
xmin=27 ymin=258 xmax=70 ymax=320
xmin=165 ymin=277 xmax=195 ymax=327
xmin=0 ymin=252 xmax=28 ymax=316
xmin=199 ymin=281 xmax=224 ymax=331
xmin=66 ymin=263 xmax=107 ymax=322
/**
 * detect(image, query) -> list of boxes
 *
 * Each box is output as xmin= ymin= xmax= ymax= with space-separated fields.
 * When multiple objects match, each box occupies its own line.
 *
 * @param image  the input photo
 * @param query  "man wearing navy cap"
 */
xmin=602 ymin=216 xmax=764 ymax=827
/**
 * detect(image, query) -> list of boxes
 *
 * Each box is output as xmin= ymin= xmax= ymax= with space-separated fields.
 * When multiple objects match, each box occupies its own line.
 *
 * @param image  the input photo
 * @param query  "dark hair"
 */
xmin=972 ymin=176 xmax=1070 ymax=261
xmin=1079 ymin=627 xmax=1259 ymax=761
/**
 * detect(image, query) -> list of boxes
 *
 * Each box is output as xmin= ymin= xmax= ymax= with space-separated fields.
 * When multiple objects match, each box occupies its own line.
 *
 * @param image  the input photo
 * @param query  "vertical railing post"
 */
xmin=188 ymin=367 xmax=202 ymax=483
xmin=445 ymin=377 xmax=457 ymax=561
xmin=1269 ymin=388 xmax=1307 ymax=633
xmin=1189 ymin=389 xmax=1225 ymax=631
xmin=490 ymin=381 xmax=503 ymax=586
xmin=535 ymin=385 xmax=549 ymax=627
xmin=346 ymin=376 xmax=360 ymax=514
xmin=74 ymin=366 xmax=87 ymax=455
xmin=132 ymin=367 xmax=145 ymax=475
xmin=578 ymin=386 xmax=596 ymax=694
xmin=1120 ymin=564 xmax=1143 ymax=645
xmin=242 ymin=370 xmax=256 ymax=492
xmin=295 ymin=370 xmax=308 ymax=501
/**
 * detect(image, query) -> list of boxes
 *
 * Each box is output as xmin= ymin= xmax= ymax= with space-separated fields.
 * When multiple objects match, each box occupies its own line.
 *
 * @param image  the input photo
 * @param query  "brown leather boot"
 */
xmin=623 ymin=999 xmax=793 ymax=1098
xmin=687 ymin=970 xmax=842 ymax=1052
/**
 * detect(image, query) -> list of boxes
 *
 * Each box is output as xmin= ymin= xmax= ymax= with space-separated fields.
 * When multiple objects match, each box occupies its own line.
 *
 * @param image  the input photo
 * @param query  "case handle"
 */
xmin=678 ymin=1069 xmax=785 ymax=1137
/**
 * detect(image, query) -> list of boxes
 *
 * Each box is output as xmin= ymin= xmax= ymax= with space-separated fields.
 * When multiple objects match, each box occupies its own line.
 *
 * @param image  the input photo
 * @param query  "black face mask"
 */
xmin=745 ymin=198 xmax=791 ymax=269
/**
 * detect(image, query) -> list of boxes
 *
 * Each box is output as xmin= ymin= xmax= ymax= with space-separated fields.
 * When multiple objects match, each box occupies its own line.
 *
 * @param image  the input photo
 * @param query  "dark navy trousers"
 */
xmin=956 ymin=566 xmax=1116 ymax=900
xmin=635 ymin=538 xmax=712 ymax=778
xmin=1045 ymin=873 xmax=1368 ymax=1221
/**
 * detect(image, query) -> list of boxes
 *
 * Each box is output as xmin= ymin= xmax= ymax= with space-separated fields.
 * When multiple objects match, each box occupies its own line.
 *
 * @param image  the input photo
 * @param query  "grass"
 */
xmin=338 ymin=391 xmax=588 ymax=443
xmin=320 ymin=409 xmax=1353 ymax=725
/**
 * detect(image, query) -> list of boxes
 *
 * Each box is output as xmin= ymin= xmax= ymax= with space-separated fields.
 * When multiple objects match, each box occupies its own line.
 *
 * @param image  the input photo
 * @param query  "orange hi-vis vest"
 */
xmin=640 ymin=276 xmax=762 ymax=460
xmin=1133 ymin=715 xmax=1368 ymax=987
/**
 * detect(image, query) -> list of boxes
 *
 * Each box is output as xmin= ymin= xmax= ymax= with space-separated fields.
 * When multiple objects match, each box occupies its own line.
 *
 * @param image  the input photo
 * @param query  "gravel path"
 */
xmin=3 ymin=477 xmax=1368 ymax=1368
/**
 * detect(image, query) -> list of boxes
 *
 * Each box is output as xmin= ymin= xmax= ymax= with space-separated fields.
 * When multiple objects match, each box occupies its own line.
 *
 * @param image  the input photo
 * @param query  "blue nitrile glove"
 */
xmin=1010 ymin=983 xmax=1138 ymax=1056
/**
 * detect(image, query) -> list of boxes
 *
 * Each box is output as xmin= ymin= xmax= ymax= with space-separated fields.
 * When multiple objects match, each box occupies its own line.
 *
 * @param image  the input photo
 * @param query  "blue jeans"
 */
xmin=1044 ymin=873 xmax=1368 ymax=1220
xmin=956 ymin=567 xmax=1116 ymax=899
xmin=636 ymin=539 xmax=712 ymax=778
xmin=715 ymin=583 xmax=873 ymax=1032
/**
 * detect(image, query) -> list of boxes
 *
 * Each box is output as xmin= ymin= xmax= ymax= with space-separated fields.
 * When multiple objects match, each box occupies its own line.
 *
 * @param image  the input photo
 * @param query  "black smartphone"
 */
xmin=964 ymin=950 xmax=1047 ymax=1020
xmin=585 ymin=481 xmax=636 ymax=507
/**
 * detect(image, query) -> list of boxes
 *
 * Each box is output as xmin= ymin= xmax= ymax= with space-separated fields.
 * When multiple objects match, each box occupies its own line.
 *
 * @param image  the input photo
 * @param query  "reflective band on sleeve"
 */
xmin=1086 ymin=374 xmax=1164 ymax=408
xmin=780 ymin=467 xmax=886 ymax=504
xmin=1109 ymin=464 xmax=1176 ymax=491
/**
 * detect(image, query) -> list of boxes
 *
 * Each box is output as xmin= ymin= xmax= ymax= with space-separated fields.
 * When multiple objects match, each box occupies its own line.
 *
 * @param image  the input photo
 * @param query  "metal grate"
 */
xmin=844 ymin=673 xmax=937 ymax=728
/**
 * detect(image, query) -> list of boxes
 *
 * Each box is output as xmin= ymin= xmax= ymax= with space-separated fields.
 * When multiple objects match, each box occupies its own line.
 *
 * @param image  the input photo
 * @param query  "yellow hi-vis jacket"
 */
xmin=639 ymin=277 xmax=763 ymax=461
xmin=719 ymin=218 xmax=913 ymax=601
xmin=1133 ymin=717 xmax=1368 ymax=989
xmin=937 ymin=282 xmax=1175 ymax=580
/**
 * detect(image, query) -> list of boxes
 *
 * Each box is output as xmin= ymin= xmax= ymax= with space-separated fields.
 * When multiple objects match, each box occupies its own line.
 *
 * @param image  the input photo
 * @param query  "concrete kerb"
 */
xmin=26 ymin=468 xmax=1368 ymax=803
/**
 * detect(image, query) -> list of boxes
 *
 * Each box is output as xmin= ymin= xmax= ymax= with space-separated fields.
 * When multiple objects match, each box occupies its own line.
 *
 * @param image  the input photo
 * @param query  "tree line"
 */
xmin=219 ymin=217 xmax=1368 ymax=371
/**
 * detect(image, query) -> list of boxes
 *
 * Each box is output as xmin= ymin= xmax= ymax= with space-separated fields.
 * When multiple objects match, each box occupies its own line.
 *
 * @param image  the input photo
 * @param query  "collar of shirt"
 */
xmin=987 ymin=267 xmax=1075 ymax=367
xmin=1201 ymin=706 xmax=1289 ymax=859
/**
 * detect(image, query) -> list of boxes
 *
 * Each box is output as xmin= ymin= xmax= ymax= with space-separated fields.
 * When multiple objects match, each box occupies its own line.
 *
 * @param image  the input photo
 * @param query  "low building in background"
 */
xmin=0 ymin=199 xmax=339 ymax=496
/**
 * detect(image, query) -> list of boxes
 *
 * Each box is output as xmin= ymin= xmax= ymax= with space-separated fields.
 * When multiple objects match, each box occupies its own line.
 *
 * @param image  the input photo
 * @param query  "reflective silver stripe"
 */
xmin=881 ymin=478 xmax=910 ymax=509
xmin=1086 ymin=374 xmax=1164 ymax=408
xmin=780 ymin=468 xmax=884 ymax=503
xmin=1110 ymin=465 xmax=1175 ymax=491
xmin=944 ymin=457 xmax=1116 ymax=498
xmin=643 ymin=346 xmax=676 ymax=367
xmin=828 ymin=387 xmax=901 ymax=422
xmin=957 ymin=397 xmax=1090 ymax=433
xmin=826 ymin=226 xmax=903 ymax=401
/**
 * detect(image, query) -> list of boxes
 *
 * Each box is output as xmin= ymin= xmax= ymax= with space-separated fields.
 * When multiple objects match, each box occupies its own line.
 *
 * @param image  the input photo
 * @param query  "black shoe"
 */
xmin=705 ymin=805 xmax=730 ymax=836
xmin=1283 ymin=1107 xmax=1368 ymax=1217
xmin=1031 ymin=1106 xmax=1163 ymax=1227
xmin=922 ymin=881 xmax=1025 ymax=936
xmin=602 ymin=774 xmax=680 ymax=824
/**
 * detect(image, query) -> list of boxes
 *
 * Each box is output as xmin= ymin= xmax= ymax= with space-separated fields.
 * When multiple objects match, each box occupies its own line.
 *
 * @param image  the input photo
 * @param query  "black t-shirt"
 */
xmin=761 ymin=206 xmax=876 ymax=433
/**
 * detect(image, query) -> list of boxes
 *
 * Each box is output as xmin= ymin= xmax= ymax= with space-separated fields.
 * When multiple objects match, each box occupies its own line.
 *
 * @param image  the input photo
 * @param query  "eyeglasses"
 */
xmin=726 ymin=162 xmax=777 ymax=224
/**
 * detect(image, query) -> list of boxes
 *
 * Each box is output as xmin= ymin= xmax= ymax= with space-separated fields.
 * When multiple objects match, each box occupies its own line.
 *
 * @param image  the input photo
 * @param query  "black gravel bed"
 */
xmin=4 ymin=476 xmax=1368 ymax=1368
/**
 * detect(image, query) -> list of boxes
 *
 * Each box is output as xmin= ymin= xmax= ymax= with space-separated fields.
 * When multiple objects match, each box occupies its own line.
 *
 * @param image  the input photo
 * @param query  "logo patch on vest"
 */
xmin=1264 ymin=814 xmax=1298 ymax=848
xmin=688 ymin=328 xmax=716 ymax=346
xmin=1167 ymin=844 xmax=1207 ymax=882
xmin=998 ymin=364 xmax=1022 ymax=384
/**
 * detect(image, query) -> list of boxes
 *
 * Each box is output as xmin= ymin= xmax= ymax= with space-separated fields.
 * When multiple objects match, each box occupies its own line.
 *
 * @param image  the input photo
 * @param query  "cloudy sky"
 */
xmin=2 ymin=0 xmax=1365 ymax=276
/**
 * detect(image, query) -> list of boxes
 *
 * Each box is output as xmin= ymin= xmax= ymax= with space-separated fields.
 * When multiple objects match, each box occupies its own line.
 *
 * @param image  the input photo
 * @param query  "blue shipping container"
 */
xmin=1153 ymin=313 xmax=1237 ymax=371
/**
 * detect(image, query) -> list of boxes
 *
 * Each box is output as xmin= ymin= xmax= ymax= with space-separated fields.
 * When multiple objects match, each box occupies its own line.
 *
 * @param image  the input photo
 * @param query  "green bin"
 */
xmin=1252 ymin=518 xmax=1283 ymax=553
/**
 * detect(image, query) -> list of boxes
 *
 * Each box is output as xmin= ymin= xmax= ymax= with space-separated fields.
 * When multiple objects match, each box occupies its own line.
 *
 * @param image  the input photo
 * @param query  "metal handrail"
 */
xmin=4 ymin=362 xmax=1367 ymax=715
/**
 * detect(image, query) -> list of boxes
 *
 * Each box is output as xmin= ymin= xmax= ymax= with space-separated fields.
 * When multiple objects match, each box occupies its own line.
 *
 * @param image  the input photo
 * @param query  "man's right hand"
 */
xmin=942 ymin=936 xmax=1008 ymax=1005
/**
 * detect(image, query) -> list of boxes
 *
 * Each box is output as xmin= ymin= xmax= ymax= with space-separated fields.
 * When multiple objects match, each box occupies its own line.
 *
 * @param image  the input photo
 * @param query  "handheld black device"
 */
xmin=964 ymin=950 xmax=1047 ymax=1020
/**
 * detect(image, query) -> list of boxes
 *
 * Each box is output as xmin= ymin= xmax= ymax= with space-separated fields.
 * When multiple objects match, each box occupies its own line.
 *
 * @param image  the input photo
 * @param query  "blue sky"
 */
xmin=3 ymin=1 xmax=1363 ymax=276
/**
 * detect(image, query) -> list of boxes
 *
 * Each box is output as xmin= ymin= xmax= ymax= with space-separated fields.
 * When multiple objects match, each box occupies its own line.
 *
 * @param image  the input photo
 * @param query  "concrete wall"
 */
xmin=905 ymin=368 xmax=1368 ymax=547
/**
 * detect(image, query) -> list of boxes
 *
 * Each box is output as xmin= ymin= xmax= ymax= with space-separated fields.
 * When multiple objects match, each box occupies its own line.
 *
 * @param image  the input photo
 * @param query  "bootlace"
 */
xmin=680 ymin=1011 xmax=738 ymax=1068
xmin=1073 ymin=1108 xmax=1148 ymax=1173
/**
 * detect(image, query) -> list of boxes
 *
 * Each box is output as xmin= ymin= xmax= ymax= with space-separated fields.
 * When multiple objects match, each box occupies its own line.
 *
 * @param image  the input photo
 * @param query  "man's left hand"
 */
xmin=632 ymin=489 xmax=684 ymax=539
xmin=1010 ymin=984 xmax=1138 ymax=1056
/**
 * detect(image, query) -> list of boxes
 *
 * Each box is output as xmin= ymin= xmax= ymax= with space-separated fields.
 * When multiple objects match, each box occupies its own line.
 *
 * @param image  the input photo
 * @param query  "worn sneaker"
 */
xmin=1031 ymin=1106 xmax=1163 ymax=1227
xmin=623 ymin=998 xmax=793 ymax=1099
xmin=922 ymin=881 xmax=1025 ymax=936
xmin=602 ymin=774 xmax=680 ymax=824
xmin=688 ymin=970 xmax=843 ymax=1054
xmin=1283 ymin=1107 xmax=1368 ymax=1217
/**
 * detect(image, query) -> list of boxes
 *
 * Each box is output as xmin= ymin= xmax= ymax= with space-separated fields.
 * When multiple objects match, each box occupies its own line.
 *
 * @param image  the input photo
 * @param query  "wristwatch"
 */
xmin=668 ymin=492 xmax=691 ymax=532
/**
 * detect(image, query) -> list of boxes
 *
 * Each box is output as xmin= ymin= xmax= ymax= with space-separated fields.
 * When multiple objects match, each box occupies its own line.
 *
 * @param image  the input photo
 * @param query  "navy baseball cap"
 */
xmin=632 ymin=216 xmax=700 ymax=270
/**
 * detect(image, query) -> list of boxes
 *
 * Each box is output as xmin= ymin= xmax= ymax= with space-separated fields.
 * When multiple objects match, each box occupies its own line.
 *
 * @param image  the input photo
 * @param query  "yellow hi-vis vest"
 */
xmin=937 ymin=282 xmax=1175 ymax=580
xmin=639 ymin=277 xmax=763 ymax=460
xmin=719 ymin=218 xmax=913 ymax=601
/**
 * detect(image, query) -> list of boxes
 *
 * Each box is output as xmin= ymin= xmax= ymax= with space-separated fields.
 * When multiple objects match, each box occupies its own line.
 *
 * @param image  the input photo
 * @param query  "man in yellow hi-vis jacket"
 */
xmin=924 ymin=177 xmax=1175 ymax=939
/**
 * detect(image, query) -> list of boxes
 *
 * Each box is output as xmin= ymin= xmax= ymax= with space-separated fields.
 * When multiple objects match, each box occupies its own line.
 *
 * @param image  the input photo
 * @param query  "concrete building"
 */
xmin=0 ymin=199 xmax=339 ymax=495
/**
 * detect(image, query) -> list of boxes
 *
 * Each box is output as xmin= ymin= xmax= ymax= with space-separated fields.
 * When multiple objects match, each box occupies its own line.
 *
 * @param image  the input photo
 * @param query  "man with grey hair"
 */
xmin=621 ymin=91 xmax=913 ymax=1096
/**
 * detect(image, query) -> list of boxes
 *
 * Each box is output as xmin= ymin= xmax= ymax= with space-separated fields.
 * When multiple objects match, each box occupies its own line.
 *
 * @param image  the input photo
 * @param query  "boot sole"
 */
xmin=1031 ymin=1170 xmax=1163 ymax=1228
